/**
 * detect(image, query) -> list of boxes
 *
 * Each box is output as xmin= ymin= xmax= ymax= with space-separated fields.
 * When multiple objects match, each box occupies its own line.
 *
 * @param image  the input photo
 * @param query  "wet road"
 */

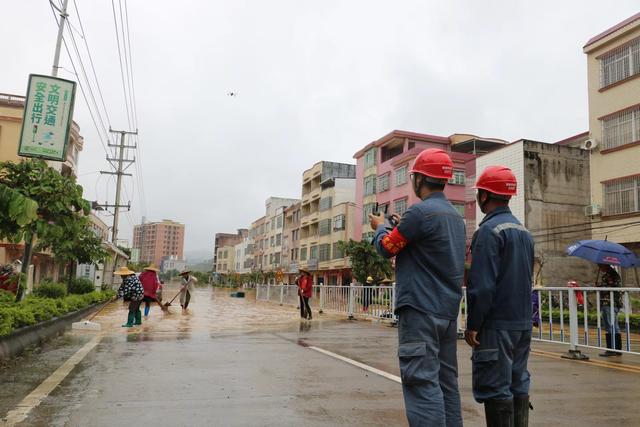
xmin=1 ymin=286 xmax=640 ymax=426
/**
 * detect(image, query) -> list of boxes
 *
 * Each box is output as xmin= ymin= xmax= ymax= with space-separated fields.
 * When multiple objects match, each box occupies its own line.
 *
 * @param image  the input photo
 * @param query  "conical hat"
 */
xmin=144 ymin=264 xmax=160 ymax=272
xmin=114 ymin=266 xmax=136 ymax=276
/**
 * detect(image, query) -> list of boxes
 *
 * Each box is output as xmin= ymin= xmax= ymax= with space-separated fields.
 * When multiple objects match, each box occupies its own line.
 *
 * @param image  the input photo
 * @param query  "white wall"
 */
xmin=475 ymin=141 xmax=525 ymax=226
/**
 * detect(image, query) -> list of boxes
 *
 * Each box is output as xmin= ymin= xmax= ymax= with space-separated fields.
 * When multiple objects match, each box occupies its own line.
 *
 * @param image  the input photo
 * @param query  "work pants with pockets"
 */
xmin=471 ymin=328 xmax=531 ymax=403
xmin=397 ymin=307 xmax=462 ymax=427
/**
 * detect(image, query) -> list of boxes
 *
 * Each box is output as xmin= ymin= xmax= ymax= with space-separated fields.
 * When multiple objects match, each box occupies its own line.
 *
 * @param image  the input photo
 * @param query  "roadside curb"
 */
xmin=0 ymin=302 xmax=102 ymax=361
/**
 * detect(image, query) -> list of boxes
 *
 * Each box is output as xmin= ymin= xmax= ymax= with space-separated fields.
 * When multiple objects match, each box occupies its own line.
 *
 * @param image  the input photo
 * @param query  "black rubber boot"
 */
xmin=513 ymin=395 xmax=530 ymax=427
xmin=599 ymin=334 xmax=618 ymax=357
xmin=484 ymin=399 xmax=514 ymax=427
xmin=614 ymin=333 xmax=623 ymax=354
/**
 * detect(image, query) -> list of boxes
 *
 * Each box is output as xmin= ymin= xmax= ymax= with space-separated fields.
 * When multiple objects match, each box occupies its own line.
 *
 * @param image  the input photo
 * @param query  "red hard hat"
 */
xmin=409 ymin=149 xmax=453 ymax=180
xmin=474 ymin=165 xmax=517 ymax=196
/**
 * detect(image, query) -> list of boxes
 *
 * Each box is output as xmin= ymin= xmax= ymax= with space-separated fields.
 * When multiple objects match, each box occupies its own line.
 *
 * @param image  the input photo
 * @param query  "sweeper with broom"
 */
xmin=115 ymin=266 xmax=144 ymax=327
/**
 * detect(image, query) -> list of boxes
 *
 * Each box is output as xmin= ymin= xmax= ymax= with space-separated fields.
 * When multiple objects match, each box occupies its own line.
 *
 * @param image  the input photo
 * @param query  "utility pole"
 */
xmin=51 ymin=0 xmax=70 ymax=77
xmin=100 ymin=128 xmax=137 ymax=244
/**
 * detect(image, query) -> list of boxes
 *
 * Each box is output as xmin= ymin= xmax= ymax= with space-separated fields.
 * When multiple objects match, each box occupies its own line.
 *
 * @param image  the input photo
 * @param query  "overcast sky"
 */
xmin=3 ymin=1 xmax=638 ymax=259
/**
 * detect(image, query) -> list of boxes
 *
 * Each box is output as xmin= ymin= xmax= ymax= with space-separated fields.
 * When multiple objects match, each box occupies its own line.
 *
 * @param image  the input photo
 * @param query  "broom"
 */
xmin=72 ymin=297 xmax=118 ymax=331
xmin=163 ymin=288 xmax=183 ymax=308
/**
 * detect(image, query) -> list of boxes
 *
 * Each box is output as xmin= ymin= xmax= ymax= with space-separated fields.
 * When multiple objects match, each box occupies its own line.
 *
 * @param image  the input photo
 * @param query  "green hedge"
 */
xmin=33 ymin=281 xmax=67 ymax=299
xmin=0 ymin=290 xmax=115 ymax=337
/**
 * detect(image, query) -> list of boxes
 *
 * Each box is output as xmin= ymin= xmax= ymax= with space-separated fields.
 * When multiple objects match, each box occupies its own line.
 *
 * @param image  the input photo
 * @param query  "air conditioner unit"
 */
xmin=584 ymin=203 xmax=601 ymax=217
xmin=580 ymin=139 xmax=599 ymax=150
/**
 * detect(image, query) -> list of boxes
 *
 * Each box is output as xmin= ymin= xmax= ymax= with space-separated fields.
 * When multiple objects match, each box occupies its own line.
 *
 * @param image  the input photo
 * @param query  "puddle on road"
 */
xmin=73 ymin=286 xmax=343 ymax=341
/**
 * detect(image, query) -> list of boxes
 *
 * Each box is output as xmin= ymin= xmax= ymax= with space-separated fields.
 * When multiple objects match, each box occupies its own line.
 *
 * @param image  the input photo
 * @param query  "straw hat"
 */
xmin=179 ymin=270 xmax=191 ymax=276
xmin=299 ymin=268 xmax=310 ymax=274
xmin=380 ymin=278 xmax=393 ymax=284
xmin=114 ymin=266 xmax=136 ymax=276
xmin=144 ymin=264 xmax=160 ymax=272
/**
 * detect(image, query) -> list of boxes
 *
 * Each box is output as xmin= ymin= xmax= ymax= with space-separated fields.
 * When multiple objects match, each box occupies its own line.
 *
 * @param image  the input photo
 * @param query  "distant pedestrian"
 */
xmin=363 ymin=276 xmax=374 ymax=312
xmin=465 ymin=166 xmax=534 ymax=426
xmin=597 ymin=264 xmax=623 ymax=357
xmin=179 ymin=270 xmax=197 ymax=311
xmin=139 ymin=264 xmax=161 ymax=317
xmin=115 ymin=266 xmax=144 ymax=327
xmin=298 ymin=269 xmax=313 ymax=320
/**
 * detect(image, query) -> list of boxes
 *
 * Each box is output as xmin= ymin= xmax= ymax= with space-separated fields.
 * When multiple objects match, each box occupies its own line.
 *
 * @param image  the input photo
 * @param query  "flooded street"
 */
xmin=1 ymin=287 xmax=640 ymax=426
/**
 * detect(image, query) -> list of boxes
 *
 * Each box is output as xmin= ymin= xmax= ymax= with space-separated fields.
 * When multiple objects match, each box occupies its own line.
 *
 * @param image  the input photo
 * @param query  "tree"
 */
xmin=338 ymin=239 xmax=393 ymax=284
xmin=0 ymin=183 xmax=38 ymax=241
xmin=0 ymin=160 xmax=90 ymax=300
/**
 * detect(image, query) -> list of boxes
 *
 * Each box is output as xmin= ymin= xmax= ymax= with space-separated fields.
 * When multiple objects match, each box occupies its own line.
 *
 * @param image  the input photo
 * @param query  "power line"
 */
xmin=110 ymin=0 xmax=133 ymax=130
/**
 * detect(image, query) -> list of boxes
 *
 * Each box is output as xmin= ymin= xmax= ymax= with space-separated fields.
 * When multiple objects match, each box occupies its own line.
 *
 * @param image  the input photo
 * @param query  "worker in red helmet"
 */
xmin=370 ymin=148 xmax=466 ymax=427
xmin=464 ymin=166 xmax=535 ymax=427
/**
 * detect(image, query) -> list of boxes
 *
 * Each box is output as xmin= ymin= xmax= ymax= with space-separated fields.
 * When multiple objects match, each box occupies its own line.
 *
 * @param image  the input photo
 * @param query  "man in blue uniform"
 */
xmin=465 ymin=166 xmax=535 ymax=427
xmin=370 ymin=148 xmax=466 ymax=427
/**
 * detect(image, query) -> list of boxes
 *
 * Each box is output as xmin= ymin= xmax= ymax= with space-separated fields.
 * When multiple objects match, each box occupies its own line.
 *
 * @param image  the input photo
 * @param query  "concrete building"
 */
xmin=216 ymin=245 xmax=235 ymax=276
xmin=282 ymin=202 xmax=302 ymax=283
xmin=233 ymin=236 xmax=254 ymax=274
xmin=161 ymin=256 xmax=187 ymax=273
xmin=583 ymin=13 xmax=640 ymax=279
xmin=353 ymin=130 xmax=478 ymax=242
xmin=133 ymin=219 xmax=185 ymax=268
xmin=298 ymin=161 xmax=357 ymax=286
xmin=213 ymin=229 xmax=248 ymax=275
xmin=476 ymin=140 xmax=592 ymax=285
xmin=249 ymin=217 xmax=266 ymax=273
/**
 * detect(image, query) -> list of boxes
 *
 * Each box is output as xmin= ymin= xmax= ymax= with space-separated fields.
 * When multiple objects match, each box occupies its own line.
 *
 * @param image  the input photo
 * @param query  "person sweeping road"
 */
xmin=139 ymin=264 xmax=162 ymax=317
xmin=115 ymin=266 xmax=144 ymax=328
xmin=179 ymin=270 xmax=197 ymax=312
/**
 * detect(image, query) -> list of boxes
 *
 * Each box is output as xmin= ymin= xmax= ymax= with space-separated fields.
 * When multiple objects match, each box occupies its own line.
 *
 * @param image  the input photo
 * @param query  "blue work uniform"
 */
xmin=467 ymin=206 xmax=534 ymax=403
xmin=374 ymin=192 xmax=466 ymax=427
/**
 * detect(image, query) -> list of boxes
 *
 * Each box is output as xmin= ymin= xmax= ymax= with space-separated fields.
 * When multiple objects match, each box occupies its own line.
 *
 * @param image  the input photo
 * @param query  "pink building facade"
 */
xmin=354 ymin=130 xmax=506 ymax=248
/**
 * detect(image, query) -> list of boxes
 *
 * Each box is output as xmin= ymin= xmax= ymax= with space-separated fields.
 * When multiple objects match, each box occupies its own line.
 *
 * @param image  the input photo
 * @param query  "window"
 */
xmin=333 ymin=242 xmax=344 ymax=259
xmin=276 ymin=233 xmax=282 ymax=246
xmin=269 ymin=254 xmax=274 ymax=264
xmin=394 ymin=198 xmax=408 ymax=216
xmin=362 ymin=203 xmax=376 ymax=224
xmin=310 ymin=245 xmax=318 ymax=260
xmin=452 ymin=203 xmax=465 ymax=217
xmin=292 ymin=229 xmax=299 ymax=241
xmin=450 ymin=170 xmax=466 ymax=185
xmin=274 ymin=253 xmax=281 ymax=265
xmin=600 ymin=37 xmax=640 ymax=88
xmin=603 ymin=176 xmax=640 ymax=216
xmin=319 ymin=244 xmax=331 ymax=262
xmin=378 ymin=173 xmax=390 ymax=192
xmin=395 ymin=165 xmax=407 ymax=186
xmin=319 ymin=196 xmax=333 ymax=211
xmin=381 ymin=143 xmax=404 ymax=162
xmin=361 ymin=231 xmax=374 ymax=243
xmin=319 ymin=219 xmax=332 ymax=236
xmin=300 ymin=247 xmax=307 ymax=261
xmin=364 ymin=148 xmax=376 ymax=168
xmin=601 ymin=105 xmax=640 ymax=150
xmin=333 ymin=214 xmax=345 ymax=231
xmin=277 ymin=215 xmax=283 ymax=229
xmin=364 ymin=175 xmax=377 ymax=196
xmin=270 ymin=236 xmax=275 ymax=247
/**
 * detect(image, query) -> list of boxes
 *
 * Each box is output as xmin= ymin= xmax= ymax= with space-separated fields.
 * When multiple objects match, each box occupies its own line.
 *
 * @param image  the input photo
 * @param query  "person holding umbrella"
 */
xmin=178 ymin=270 xmax=197 ymax=311
xmin=597 ymin=264 xmax=623 ymax=357
xmin=139 ymin=264 xmax=162 ymax=317
xmin=115 ymin=266 xmax=144 ymax=327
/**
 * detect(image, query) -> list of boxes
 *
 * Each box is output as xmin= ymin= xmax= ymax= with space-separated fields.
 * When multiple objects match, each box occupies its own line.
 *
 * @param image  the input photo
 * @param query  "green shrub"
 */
xmin=0 ymin=290 xmax=15 ymax=304
xmin=33 ymin=282 xmax=67 ymax=299
xmin=68 ymin=277 xmax=95 ymax=295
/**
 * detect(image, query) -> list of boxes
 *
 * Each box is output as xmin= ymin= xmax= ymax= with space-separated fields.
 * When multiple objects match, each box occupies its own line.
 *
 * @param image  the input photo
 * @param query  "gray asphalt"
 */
xmin=1 ymin=287 xmax=639 ymax=426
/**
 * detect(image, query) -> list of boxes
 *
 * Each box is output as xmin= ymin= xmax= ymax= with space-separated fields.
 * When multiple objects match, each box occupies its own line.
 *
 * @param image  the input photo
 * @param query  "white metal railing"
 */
xmin=256 ymin=284 xmax=396 ymax=321
xmin=258 ymin=284 xmax=640 ymax=358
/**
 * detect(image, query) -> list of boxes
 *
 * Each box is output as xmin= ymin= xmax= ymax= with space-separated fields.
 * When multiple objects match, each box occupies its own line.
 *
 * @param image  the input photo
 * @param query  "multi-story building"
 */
xmin=583 ymin=13 xmax=640 ymax=281
xmin=298 ymin=161 xmax=357 ymax=286
xmin=353 ymin=130 xmax=475 ymax=242
xmin=282 ymin=202 xmax=302 ymax=283
xmin=249 ymin=217 xmax=267 ymax=273
xmin=475 ymin=140 xmax=592 ymax=285
xmin=133 ymin=219 xmax=185 ymax=267
xmin=233 ymin=236 xmax=253 ymax=274
xmin=216 ymin=245 xmax=235 ymax=276
xmin=257 ymin=197 xmax=299 ymax=277
xmin=212 ymin=229 xmax=247 ymax=275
